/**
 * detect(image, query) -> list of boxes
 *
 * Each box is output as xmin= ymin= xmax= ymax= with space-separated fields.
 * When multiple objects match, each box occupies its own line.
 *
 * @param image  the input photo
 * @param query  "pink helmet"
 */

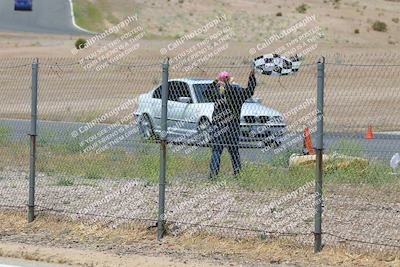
xmin=218 ymin=71 xmax=231 ymax=82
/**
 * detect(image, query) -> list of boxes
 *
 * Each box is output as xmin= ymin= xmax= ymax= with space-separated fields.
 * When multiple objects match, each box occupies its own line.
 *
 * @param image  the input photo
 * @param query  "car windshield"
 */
xmin=193 ymin=83 xmax=257 ymax=103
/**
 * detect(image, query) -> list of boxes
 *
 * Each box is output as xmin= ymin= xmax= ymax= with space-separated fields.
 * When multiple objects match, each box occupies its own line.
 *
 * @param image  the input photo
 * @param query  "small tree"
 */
xmin=75 ymin=38 xmax=87 ymax=50
xmin=296 ymin=4 xmax=308 ymax=14
xmin=372 ymin=21 xmax=387 ymax=32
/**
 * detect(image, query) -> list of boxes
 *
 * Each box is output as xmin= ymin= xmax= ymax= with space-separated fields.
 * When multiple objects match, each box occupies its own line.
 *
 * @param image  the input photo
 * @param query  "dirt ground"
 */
xmin=0 ymin=241 xmax=215 ymax=267
xmin=1 ymin=8 xmax=399 ymax=132
xmin=0 ymin=39 xmax=399 ymax=132
xmin=2 ymin=0 xmax=400 ymax=54
xmin=0 ymin=211 xmax=399 ymax=267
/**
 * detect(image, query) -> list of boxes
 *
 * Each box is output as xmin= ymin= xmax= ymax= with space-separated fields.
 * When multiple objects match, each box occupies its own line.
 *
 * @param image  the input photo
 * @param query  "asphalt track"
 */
xmin=1 ymin=119 xmax=399 ymax=163
xmin=0 ymin=0 xmax=90 ymax=35
xmin=0 ymin=257 xmax=67 ymax=267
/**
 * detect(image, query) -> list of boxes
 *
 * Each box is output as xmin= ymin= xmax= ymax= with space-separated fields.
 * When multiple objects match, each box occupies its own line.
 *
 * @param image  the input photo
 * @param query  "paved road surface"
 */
xmin=0 ymin=257 xmax=67 ymax=267
xmin=0 ymin=0 xmax=90 ymax=35
xmin=1 ymin=119 xmax=399 ymax=162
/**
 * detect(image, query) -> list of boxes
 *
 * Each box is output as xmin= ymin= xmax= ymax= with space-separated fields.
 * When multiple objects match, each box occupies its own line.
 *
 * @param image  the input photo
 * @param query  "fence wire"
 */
xmin=322 ymin=54 xmax=400 ymax=250
xmin=34 ymin=57 xmax=162 ymax=227
xmin=0 ymin=55 xmax=399 ymax=251
xmin=0 ymin=58 xmax=32 ymax=210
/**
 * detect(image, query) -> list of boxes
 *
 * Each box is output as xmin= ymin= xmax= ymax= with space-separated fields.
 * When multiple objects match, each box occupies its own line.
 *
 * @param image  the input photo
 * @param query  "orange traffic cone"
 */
xmin=303 ymin=127 xmax=314 ymax=155
xmin=365 ymin=125 xmax=374 ymax=139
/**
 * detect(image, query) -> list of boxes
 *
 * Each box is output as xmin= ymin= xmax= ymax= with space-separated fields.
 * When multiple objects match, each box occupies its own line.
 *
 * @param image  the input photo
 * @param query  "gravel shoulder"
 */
xmin=1 ymin=167 xmax=399 ymax=266
xmin=1 ymin=168 xmax=399 ymax=250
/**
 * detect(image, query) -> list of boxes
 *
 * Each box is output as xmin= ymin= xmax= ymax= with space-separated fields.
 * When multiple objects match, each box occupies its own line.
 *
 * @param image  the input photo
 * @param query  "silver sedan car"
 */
xmin=134 ymin=78 xmax=286 ymax=148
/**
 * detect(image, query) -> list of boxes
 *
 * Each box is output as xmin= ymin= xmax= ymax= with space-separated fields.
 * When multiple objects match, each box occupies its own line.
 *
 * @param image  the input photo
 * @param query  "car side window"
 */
xmin=168 ymin=81 xmax=192 ymax=102
xmin=153 ymin=85 xmax=162 ymax=99
xmin=167 ymin=82 xmax=177 ymax=101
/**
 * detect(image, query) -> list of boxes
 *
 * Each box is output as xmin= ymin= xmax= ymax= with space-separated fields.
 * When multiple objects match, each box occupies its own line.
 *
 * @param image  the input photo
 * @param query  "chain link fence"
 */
xmin=322 ymin=53 xmax=400 ymax=251
xmin=0 ymin=54 xmax=399 ymax=252
xmin=0 ymin=58 xmax=32 ymax=210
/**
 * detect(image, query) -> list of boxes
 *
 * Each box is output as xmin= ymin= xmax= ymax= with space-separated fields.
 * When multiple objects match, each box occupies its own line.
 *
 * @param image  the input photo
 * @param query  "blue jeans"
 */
xmin=209 ymin=124 xmax=241 ymax=177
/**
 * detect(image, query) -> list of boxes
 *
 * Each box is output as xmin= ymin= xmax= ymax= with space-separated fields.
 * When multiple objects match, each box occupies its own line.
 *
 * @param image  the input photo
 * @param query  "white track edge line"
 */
xmin=68 ymin=0 xmax=97 ymax=35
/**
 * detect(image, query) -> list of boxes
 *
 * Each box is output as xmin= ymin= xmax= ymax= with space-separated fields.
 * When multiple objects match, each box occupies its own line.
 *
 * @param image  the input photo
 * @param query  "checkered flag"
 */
xmin=253 ymin=53 xmax=302 ymax=76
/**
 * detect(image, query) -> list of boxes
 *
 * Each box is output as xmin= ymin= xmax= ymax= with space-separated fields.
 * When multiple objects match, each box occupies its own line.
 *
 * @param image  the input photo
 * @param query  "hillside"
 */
xmin=73 ymin=0 xmax=400 ymax=48
xmin=0 ymin=0 xmax=398 ymax=58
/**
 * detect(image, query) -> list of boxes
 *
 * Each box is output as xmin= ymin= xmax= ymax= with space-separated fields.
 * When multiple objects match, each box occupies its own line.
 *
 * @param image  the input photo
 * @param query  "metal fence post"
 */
xmin=314 ymin=56 xmax=325 ymax=252
xmin=157 ymin=58 xmax=169 ymax=240
xmin=28 ymin=58 xmax=39 ymax=223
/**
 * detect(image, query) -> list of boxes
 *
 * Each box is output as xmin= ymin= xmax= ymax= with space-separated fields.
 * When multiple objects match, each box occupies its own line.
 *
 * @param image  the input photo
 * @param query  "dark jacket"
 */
xmin=203 ymin=72 xmax=257 ymax=129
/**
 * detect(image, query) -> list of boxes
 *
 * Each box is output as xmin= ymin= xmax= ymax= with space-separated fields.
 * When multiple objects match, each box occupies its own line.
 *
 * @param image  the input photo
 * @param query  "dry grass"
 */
xmin=0 ymin=211 xmax=399 ymax=266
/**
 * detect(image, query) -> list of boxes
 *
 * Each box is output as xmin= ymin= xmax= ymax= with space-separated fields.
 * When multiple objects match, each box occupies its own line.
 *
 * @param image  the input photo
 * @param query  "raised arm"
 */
xmin=242 ymin=69 xmax=257 ymax=100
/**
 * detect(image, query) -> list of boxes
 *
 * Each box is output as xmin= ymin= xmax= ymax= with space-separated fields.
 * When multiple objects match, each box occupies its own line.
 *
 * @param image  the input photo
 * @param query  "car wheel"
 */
xmin=139 ymin=114 xmax=155 ymax=140
xmin=197 ymin=118 xmax=212 ymax=146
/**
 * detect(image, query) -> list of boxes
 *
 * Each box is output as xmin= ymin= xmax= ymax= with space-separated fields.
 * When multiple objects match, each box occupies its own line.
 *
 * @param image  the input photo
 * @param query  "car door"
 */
xmin=167 ymin=81 xmax=192 ymax=136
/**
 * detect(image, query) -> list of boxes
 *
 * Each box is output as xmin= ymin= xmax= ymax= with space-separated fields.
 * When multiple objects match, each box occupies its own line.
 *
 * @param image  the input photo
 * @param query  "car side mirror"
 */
xmin=178 ymin=97 xmax=191 ymax=103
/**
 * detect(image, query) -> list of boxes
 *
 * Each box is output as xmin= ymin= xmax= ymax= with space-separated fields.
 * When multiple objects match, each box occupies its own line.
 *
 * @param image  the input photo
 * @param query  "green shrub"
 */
xmin=325 ymin=161 xmax=396 ymax=186
xmin=75 ymin=38 xmax=87 ymax=50
xmin=296 ymin=4 xmax=309 ymax=14
xmin=84 ymin=164 xmax=104 ymax=179
xmin=270 ymin=147 xmax=301 ymax=168
xmin=52 ymin=140 xmax=82 ymax=154
xmin=372 ymin=21 xmax=387 ymax=32
xmin=56 ymin=177 xmax=74 ymax=186
xmin=230 ymin=163 xmax=314 ymax=191
xmin=0 ymin=127 xmax=10 ymax=145
xmin=354 ymin=29 xmax=360 ymax=34
xmin=38 ymin=130 xmax=58 ymax=146
xmin=333 ymin=0 xmax=341 ymax=9
xmin=276 ymin=12 xmax=283 ymax=17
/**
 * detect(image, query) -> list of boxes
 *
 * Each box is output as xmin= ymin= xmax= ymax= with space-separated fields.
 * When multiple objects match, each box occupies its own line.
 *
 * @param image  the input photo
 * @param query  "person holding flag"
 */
xmin=203 ymin=65 xmax=257 ymax=178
